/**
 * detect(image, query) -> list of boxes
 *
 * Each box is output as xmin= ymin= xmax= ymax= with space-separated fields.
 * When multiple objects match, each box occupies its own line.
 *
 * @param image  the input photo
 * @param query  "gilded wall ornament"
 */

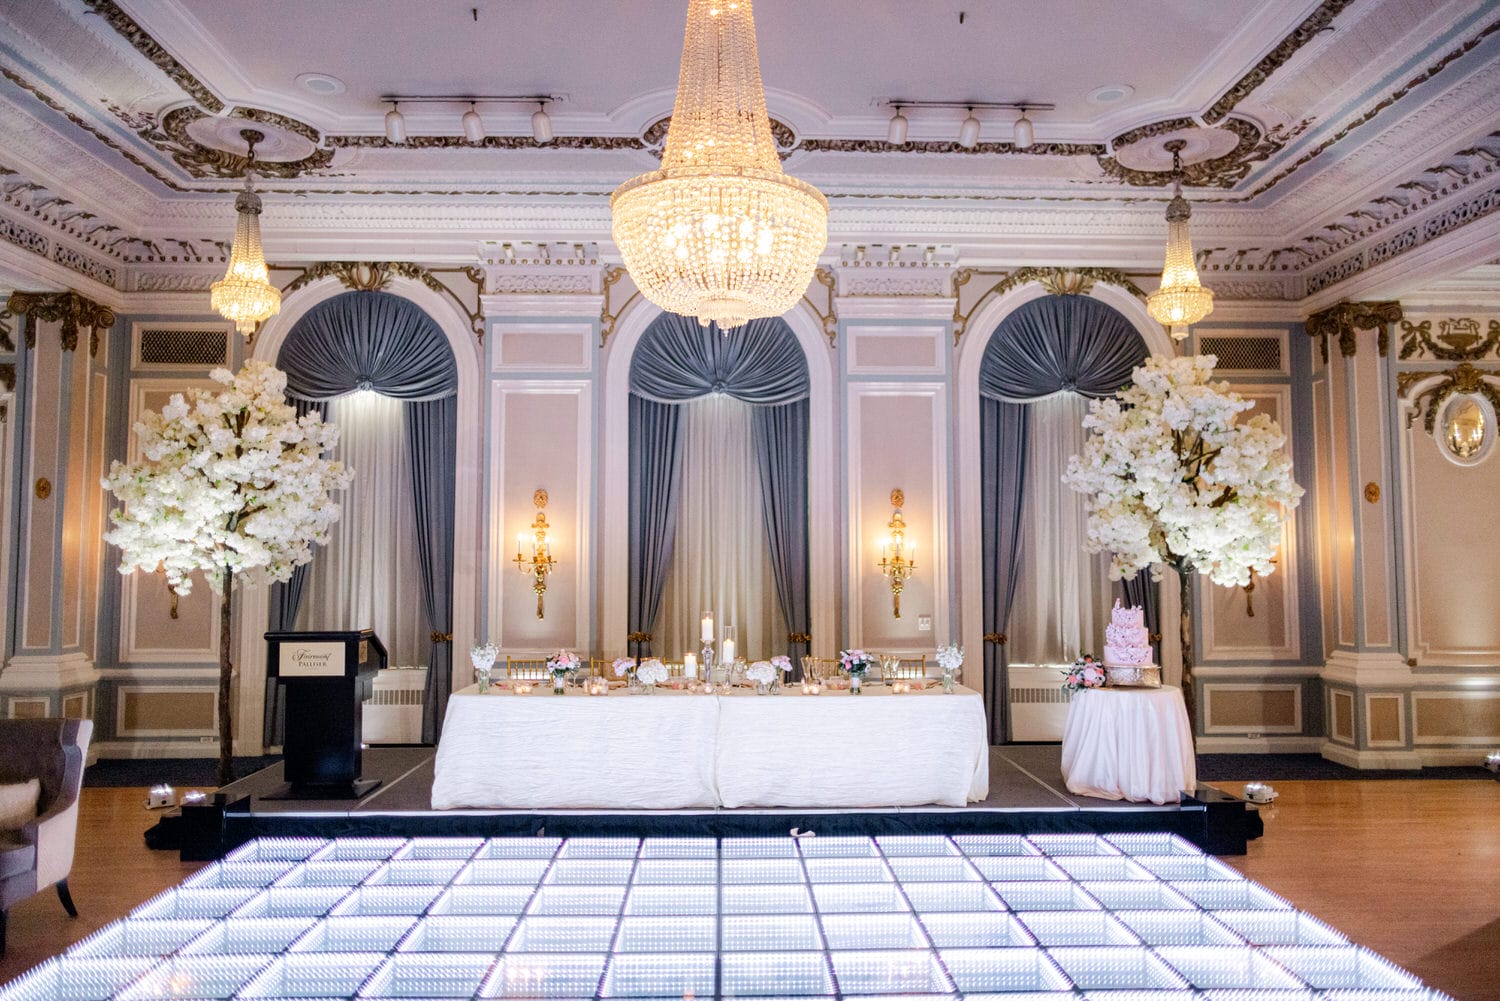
xmin=801 ymin=267 xmax=837 ymax=347
xmin=599 ymin=266 xmax=640 ymax=346
xmin=1305 ymin=300 xmax=1404 ymax=361
xmin=0 ymin=362 xmax=14 ymax=392
xmin=1398 ymin=318 xmax=1500 ymax=361
xmin=1402 ymin=362 xmax=1500 ymax=434
xmin=0 ymin=311 xmax=13 ymax=353
xmin=6 ymin=290 xmax=116 ymax=356
xmin=280 ymin=261 xmax=485 ymax=340
xmin=951 ymin=267 xmax=1147 ymax=344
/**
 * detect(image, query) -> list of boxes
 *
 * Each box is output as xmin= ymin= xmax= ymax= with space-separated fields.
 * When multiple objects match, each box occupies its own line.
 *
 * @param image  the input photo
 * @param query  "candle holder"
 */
xmin=800 ymin=680 xmax=821 ymax=696
xmin=587 ymin=677 xmax=608 ymax=696
xmin=514 ymin=681 xmax=533 ymax=695
xmin=699 ymin=641 xmax=716 ymax=684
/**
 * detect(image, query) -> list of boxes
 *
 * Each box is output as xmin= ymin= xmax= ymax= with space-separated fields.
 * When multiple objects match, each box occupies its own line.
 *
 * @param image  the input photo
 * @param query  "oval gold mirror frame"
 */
xmin=1436 ymin=391 xmax=1495 ymax=466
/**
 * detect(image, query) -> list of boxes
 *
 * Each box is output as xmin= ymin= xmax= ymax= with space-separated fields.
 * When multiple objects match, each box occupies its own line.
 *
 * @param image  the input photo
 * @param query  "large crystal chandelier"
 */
xmin=610 ymin=0 xmax=828 ymax=330
xmin=1146 ymin=139 xmax=1213 ymax=340
xmin=211 ymin=129 xmax=281 ymax=338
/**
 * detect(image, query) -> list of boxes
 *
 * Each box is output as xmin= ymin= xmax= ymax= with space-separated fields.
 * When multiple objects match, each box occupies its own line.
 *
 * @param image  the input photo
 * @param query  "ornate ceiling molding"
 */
xmin=1399 ymin=317 xmax=1500 ymax=361
xmin=834 ymin=244 xmax=958 ymax=298
xmin=6 ymin=289 xmax=116 ymax=355
xmin=1202 ymin=0 xmax=1358 ymax=125
xmin=1306 ymin=300 xmax=1404 ymax=361
xmin=479 ymin=241 xmax=602 ymax=295
xmin=79 ymin=0 xmax=225 ymax=113
xmin=1098 ymin=117 xmax=1312 ymax=189
xmin=951 ymin=266 xmax=1147 ymax=344
xmin=140 ymin=106 xmax=333 ymax=180
xmin=278 ymin=261 xmax=485 ymax=340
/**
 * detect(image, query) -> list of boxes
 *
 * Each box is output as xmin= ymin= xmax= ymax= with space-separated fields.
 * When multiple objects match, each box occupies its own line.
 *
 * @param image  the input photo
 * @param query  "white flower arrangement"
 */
xmin=745 ymin=660 xmax=778 ymax=685
xmin=612 ymin=657 xmax=636 ymax=678
xmin=636 ymin=659 xmax=669 ymax=686
xmin=1063 ymin=354 xmax=1304 ymax=587
xmin=101 ymin=359 xmax=351 ymax=785
xmin=935 ymin=645 xmax=964 ymax=673
xmin=470 ymin=643 xmax=499 ymax=671
xmin=548 ymin=649 xmax=581 ymax=676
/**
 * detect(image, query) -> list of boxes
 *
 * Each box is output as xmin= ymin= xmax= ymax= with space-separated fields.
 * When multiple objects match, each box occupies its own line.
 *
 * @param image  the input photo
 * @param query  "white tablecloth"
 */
xmin=431 ymin=685 xmax=989 ymax=810
xmin=1060 ymin=685 xmax=1196 ymax=805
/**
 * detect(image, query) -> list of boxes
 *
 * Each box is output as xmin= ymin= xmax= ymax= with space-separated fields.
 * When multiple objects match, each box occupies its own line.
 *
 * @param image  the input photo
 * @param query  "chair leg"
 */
xmin=56 ymin=878 xmax=78 ymax=918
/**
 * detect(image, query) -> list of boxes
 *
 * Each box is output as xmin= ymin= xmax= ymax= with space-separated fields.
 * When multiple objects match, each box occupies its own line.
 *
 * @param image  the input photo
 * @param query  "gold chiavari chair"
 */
xmin=589 ymin=657 xmax=613 ymax=678
xmin=873 ymin=653 xmax=930 ymax=682
xmin=799 ymin=656 xmax=840 ymax=683
xmin=501 ymin=655 xmax=549 ymax=681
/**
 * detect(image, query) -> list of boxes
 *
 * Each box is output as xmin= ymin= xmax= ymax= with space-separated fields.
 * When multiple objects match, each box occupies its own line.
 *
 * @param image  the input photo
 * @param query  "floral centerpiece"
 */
xmin=770 ymin=654 xmax=793 ymax=681
xmin=1063 ymin=654 xmax=1106 ymax=693
xmin=547 ymin=649 xmax=580 ymax=693
xmin=1063 ymin=354 xmax=1303 ymax=729
xmin=636 ymin=658 xmax=669 ymax=691
xmin=935 ymin=644 xmax=964 ymax=693
xmin=746 ymin=659 xmax=778 ymax=694
xmin=102 ymin=360 xmax=350 ymax=786
xmin=471 ymin=642 xmax=499 ymax=692
xmin=839 ymin=649 xmax=875 ymax=694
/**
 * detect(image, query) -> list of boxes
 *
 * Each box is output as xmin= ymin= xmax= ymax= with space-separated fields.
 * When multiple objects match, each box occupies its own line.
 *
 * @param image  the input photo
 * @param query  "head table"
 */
xmin=431 ymin=684 xmax=989 ymax=811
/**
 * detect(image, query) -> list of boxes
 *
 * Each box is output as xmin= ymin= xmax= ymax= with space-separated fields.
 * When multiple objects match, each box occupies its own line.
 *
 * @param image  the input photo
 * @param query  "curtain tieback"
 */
xmin=627 ymin=631 xmax=653 ymax=643
xmin=1149 ymin=633 xmax=1162 ymax=644
xmin=983 ymin=632 xmax=1007 ymax=644
xmin=430 ymin=631 xmax=453 ymax=644
xmin=787 ymin=631 xmax=812 ymax=644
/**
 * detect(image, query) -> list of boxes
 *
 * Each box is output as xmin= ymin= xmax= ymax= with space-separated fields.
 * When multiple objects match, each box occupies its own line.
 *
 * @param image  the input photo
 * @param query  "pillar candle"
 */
xmin=701 ymin=614 xmax=714 ymax=642
xmin=721 ymin=638 xmax=735 ymax=664
xmin=684 ymin=652 xmax=698 ymax=678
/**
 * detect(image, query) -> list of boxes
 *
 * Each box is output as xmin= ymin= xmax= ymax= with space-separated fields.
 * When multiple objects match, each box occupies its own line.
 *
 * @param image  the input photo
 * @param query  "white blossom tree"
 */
xmin=1064 ymin=354 xmax=1303 ymax=726
xmin=103 ymin=360 xmax=352 ymax=786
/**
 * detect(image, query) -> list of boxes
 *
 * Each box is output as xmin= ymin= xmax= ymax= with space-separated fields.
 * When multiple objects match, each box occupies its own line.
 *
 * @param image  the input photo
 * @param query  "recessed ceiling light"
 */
xmin=1087 ymin=83 xmax=1134 ymax=105
xmin=296 ymin=72 xmax=346 ymax=96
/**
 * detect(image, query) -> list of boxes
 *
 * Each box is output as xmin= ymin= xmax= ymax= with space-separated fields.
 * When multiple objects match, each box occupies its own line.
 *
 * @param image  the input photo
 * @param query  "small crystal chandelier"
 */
xmin=1146 ymin=139 xmax=1214 ymax=340
xmin=610 ymin=0 xmax=828 ymax=330
xmin=211 ymin=129 xmax=281 ymax=338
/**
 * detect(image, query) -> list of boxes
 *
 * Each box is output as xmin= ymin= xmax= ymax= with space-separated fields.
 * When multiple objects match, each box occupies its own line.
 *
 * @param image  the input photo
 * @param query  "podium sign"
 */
xmin=266 ymin=629 xmax=386 ymax=799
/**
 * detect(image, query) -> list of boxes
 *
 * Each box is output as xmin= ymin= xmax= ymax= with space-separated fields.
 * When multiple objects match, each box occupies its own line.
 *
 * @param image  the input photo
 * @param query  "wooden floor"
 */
xmin=1 ymin=780 xmax=1497 ymax=1000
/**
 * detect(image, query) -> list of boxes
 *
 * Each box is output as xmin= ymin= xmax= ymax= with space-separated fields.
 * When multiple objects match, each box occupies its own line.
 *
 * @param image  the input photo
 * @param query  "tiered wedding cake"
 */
xmin=1102 ymin=600 xmax=1161 ymax=687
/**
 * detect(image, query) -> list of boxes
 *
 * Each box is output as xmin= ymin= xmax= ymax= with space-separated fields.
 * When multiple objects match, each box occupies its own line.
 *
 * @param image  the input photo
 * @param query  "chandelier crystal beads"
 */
xmin=1146 ymin=140 xmax=1214 ymax=340
xmin=210 ymin=130 xmax=280 ymax=338
xmin=610 ymin=0 xmax=828 ymax=330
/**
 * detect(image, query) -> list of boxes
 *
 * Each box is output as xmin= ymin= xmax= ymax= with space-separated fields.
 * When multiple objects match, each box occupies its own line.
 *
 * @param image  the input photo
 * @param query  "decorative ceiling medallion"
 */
xmin=152 ymin=107 xmax=333 ymax=179
xmin=183 ymin=112 xmax=317 ymax=164
xmin=1098 ymin=118 xmax=1309 ymax=188
xmin=642 ymin=115 xmax=798 ymax=156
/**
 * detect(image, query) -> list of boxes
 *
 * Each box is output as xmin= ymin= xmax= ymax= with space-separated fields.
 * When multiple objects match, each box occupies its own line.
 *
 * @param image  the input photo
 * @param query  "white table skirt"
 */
xmin=430 ymin=685 xmax=989 ymax=810
xmin=1060 ymin=685 xmax=1196 ymax=805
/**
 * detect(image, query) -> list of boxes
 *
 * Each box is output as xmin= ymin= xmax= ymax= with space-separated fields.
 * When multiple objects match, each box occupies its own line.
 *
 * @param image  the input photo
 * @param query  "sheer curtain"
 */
xmin=1007 ymin=393 xmax=1113 ymax=665
xmin=296 ymin=391 xmax=427 ymax=666
xmin=658 ymin=395 xmax=786 ymax=661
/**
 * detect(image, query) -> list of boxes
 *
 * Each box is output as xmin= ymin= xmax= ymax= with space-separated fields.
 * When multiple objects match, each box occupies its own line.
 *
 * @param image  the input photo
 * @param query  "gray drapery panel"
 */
xmin=752 ymin=400 xmax=811 ymax=668
xmin=628 ymin=396 xmax=683 ymax=659
xmin=263 ymin=399 xmax=326 ymax=748
xmin=979 ymin=294 xmax=1149 ymax=742
xmin=1120 ymin=569 xmax=1162 ymax=663
xmin=630 ymin=314 xmax=810 ymax=405
xmin=274 ymin=292 xmax=457 ymax=745
xmin=629 ymin=312 xmax=809 ymax=658
xmin=979 ymin=294 xmax=1147 ymax=402
xmin=279 ymin=290 xmax=458 ymax=402
xmin=407 ymin=398 xmax=457 ymax=744
xmin=980 ymin=399 xmax=1029 ymax=745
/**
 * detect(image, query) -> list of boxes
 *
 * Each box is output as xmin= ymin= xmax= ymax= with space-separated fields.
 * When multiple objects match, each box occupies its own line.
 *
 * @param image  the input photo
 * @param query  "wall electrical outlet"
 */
xmin=917 ymin=614 xmax=932 ymax=632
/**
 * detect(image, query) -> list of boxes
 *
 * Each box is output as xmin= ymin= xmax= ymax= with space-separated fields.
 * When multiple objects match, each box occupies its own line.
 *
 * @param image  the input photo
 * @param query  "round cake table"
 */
xmin=1060 ymin=685 xmax=1196 ymax=805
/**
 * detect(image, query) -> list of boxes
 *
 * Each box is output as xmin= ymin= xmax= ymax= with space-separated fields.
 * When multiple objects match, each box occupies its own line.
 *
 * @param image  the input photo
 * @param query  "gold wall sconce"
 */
xmin=878 ymin=488 xmax=916 ymax=618
xmin=513 ymin=488 xmax=558 ymax=619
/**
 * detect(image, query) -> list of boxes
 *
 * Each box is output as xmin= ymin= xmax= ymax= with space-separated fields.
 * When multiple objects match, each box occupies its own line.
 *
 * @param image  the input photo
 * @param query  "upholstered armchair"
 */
xmin=0 ymin=718 xmax=92 ymax=953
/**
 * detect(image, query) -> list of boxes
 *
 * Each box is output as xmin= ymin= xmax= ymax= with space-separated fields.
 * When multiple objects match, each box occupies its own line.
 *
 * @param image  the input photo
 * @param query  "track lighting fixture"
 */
xmin=958 ymin=109 xmax=981 ymax=149
xmin=461 ymin=103 xmax=485 ymax=143
xmin=531 ymin=101 xmax=553 ymax=143
xmin=887 ymin=106 xmax=909 ymax=145
xmin=384 ymin=103 xmax=407 ymax=144
xmin=1013 ymin=108 xmax=1034 ymax=149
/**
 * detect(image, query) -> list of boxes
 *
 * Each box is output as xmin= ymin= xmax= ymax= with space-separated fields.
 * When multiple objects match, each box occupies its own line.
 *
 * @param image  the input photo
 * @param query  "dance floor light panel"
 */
xmin=0 ymin=833 xmax=1453 ymax=1000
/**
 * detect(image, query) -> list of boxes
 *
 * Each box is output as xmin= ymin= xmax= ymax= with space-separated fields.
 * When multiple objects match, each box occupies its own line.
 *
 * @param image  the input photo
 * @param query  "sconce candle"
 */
xmin=877 ymin=488 xmax=917 ymax=618
xmin=513 ymin=488 xmax=558 ymax=619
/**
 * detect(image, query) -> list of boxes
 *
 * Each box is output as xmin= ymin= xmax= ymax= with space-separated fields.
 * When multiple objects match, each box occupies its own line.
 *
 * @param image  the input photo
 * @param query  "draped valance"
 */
xmin=278 ymin=290 xmax=458 ymax=402
xmin=630 ymin=314 xmax=808 ymax=405
xmin=979 ymin=294 xmax=1148 ymax=402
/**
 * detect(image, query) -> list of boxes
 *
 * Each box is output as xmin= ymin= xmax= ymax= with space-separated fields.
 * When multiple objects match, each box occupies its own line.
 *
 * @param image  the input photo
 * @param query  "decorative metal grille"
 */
xmin=137 ymin=327 xmax=228 ymax=366
xmin=1199 ymin=335 xmax=1283 ymax=371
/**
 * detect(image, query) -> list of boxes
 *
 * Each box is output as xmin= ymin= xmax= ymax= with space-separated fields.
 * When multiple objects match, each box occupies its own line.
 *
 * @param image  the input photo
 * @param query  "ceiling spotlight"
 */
xmin=1013 ymin=108 xmax=1034 ymax=149
xmin=462 ymin=103 xmax=485 ymax=143
xmin=887 ymin=106 xmax=909 ymax=145
xmin=384 ymin=103 xmax=407 ymax=144
xmin=958 ymin=108 xmax=980 ymax=149
xmin=532 ymin=101 xmax=553 ymax=144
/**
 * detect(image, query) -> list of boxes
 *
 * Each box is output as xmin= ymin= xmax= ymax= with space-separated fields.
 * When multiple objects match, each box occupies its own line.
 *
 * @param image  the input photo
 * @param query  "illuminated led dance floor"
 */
xmin=0 ymin=834 xmax=1452 ymax=1000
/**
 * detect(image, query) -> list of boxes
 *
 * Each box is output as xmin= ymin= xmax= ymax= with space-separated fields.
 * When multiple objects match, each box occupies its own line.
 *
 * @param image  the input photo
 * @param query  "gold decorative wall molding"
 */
xmin=599 ymin=266 xmax=640 ymax=347
xmin=278 ymin=261 xmax=485 ymax=341
xmin=951 ymin=267 xmax=1146 ymax=345
xmin=1398 ymin=317 xmax=1500 ymax=361
xmin=1399 ymin=362 xmax=1500 ymax=432
xmin=801 ymin=268 xmax=837 ymax=347
xmin=0 ymin=310 xmax=12 ymax=352
xmin=6 ymin=290 xmax=116 ymax=356
xmin=1305 ymin=300 xmax=1404 ymax=361
xmin=0 ymin=360 xmax=13 ymax=421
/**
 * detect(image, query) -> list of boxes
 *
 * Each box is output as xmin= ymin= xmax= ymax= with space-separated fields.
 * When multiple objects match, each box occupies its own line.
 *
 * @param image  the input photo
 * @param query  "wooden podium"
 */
xmin=265 ymin=629 xmax=386 ymax=799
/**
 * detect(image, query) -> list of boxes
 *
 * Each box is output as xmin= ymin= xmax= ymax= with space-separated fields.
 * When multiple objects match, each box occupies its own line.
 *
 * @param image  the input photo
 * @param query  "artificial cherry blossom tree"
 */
xmin=103 ymin=360 xmax=351 ymax=786
xmin=1064 ymin=354 xmax=1303 ymax=726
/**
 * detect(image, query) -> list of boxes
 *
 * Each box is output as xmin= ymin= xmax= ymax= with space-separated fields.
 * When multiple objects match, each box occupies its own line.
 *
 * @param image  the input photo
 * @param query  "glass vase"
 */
xmin=942 ymin=671 xmax=956 ymax=694
xmin=475 ymin=668 xmax=490 ymax=694
xmin=553 ymin=675 xmax=566 ymax=695
xmin=850 ymin=674 xmax=862 ymax=695
xmin=755 ymin=680 xmax=772 ymax=695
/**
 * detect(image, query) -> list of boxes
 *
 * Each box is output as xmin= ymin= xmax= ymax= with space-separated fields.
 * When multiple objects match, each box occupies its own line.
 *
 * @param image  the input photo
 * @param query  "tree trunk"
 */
xmin=217 ymin=566 xmax=235 ymax=788
xmin=1178 ymin=565 xmax=1197 ymax=749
